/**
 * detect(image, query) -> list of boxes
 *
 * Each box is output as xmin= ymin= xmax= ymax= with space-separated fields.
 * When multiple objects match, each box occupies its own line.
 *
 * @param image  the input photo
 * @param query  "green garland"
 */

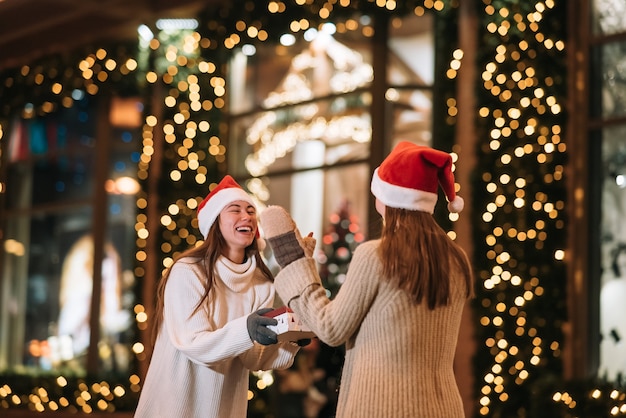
xmin=471 ymin=0 xmax=568 ymax=416
xmin=471 ymin=1 xmax=625 ymax=417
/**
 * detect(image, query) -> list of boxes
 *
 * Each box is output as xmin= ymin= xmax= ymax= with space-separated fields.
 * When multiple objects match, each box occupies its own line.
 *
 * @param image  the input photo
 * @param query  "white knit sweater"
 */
xmin=134 ymin=255 xmax=299 ymax=418
xmin=274 ymin=240 xmax=468 ymax=418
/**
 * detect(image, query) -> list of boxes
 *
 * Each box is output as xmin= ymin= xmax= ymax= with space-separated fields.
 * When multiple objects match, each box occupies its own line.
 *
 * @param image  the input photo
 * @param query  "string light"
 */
xmin=470 ymin=1 xmax=626 ymax=416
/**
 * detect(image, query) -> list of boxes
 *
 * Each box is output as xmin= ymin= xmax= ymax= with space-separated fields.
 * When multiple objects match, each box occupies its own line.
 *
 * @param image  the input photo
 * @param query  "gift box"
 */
xmin=263 ymin=306 xmax=316 ymax=342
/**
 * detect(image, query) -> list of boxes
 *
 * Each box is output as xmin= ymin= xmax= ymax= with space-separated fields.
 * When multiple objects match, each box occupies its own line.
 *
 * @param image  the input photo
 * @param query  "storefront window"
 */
xmin=228 ymin=13 xmax=434 ymax=242
xmin=388 ymin=13 xmax=434 ymax=147
xmin=599 ymin=41 xmax=626 ymax=120
xmin=228 ymin=23 xmax=374 ymax=178
xmin=0 ymin=95 xmax=140 ymax=376
xmin=592 ymin=0 xmax=626 ymax=36
xmin=593 ymin=0 xmax=626 ymax=383
xmin=5 ymin=98 xmax=97 ymax=208
xmin=229 ymin=93 xmax=372 ymax=179
xmin=599 ymin=125 xmax=626 ymax=381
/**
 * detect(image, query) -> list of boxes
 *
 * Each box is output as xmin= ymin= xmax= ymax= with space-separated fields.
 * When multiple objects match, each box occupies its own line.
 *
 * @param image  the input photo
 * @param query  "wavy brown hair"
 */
xmin=150 ymin=220 xmax=272 ymax=346
xmin=379 ymin=207 xmax=473 ymax=310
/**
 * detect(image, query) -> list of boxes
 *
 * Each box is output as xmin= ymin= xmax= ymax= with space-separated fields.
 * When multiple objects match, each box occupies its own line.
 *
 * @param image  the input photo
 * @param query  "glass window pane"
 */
xmin=1 ymin=208 xmax=92 ymax=372
xmin=600 ymin=41 xmax=626 ymax=119
xmin=387 ymin=14 xmax=434 ymax=148
xmin=5 ymin=98 xmax=98 ymax=209
xmin=388 ymin=88 xmax=433 ymax=147
xmin=229 ymin=94 xmax=371 ymax=178
xmin=5 ymin=153 xmax=95 ymax=209
xmin=388 ymin=13 xmax=434 ymax=87
xmin=229 ymin=27 xmax=372 ymax=115
xmin=0 ymin=207 xmax=136 ymax=375
xmin=228 ymin=26 xmax=374 ymax=178
xmin=1 ymin=95 xmax=141 ymax=376
xmin=100 ymin=121 xmax=141 ymax=374
xmin=592 ymin=0 xmax=626 ymax=36
xmin=599 ymin=123 xmax=626 ymax=382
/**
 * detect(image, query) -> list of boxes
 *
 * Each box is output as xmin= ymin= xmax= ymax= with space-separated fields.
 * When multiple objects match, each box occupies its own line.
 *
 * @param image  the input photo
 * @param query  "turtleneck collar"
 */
xmin=215 ymin=255 xmax=257 ymax=293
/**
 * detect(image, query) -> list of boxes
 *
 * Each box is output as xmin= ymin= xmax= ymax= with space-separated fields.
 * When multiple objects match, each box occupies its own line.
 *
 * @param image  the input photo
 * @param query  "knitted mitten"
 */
xmin=260 ymin=206 xmax=312 ymax=268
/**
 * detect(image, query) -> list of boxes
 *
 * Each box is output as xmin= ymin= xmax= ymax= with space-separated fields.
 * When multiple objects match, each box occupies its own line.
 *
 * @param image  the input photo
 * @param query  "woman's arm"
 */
xmin=239 ymin=341 xmax=300 ymax=371
xmin=273 ymin=241 xmax=380 ymax=346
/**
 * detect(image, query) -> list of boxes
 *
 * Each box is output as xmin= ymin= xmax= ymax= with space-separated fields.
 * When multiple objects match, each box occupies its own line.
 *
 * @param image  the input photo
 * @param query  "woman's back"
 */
xmin=335 ymin=240 xmax=467 ymax=418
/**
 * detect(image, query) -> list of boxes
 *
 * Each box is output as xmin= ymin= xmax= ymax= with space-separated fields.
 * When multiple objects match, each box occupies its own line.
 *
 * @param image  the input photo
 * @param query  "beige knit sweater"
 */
xmin=274 ymin=239 xmax=468 ymax=418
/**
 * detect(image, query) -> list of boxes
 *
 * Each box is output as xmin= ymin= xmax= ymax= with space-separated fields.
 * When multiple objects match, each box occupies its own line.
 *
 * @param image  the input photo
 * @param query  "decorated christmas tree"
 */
xmin=317 ymin=200 xmax=366 ymax=298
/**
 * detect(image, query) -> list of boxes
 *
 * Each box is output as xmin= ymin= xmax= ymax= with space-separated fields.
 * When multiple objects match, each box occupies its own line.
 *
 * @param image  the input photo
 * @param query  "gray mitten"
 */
xmin=247 ymin=308 xmax=278 ymax=345
xmin=260 ymin=206 xmax=312 ymax=268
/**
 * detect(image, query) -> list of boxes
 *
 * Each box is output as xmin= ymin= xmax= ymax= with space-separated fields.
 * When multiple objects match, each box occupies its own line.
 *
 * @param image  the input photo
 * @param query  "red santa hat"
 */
xmin=370 ymin=141 xmax=464 ymax=214
xmin=197 ymin=175 xmax=257 ymax=239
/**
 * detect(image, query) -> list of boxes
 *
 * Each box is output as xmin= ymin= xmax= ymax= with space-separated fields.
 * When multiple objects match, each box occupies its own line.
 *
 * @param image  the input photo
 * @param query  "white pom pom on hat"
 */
xmin=370 ymin=141 xmax=464 ymax=214
xmin=197 ymin=175 xmax=258 ymax=239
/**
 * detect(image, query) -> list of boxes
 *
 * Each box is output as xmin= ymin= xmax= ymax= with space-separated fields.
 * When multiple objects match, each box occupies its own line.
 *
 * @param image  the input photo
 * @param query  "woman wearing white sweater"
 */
xmin=135 ymin=175 xmax=300 ymax=418
xmin=261 ymin=142 xmax=474 ymax=418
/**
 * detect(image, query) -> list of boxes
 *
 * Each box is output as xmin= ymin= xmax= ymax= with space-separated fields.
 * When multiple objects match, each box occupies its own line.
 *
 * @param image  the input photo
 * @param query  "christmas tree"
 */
xmin=317 ymin=200 xmax=365 ymax=298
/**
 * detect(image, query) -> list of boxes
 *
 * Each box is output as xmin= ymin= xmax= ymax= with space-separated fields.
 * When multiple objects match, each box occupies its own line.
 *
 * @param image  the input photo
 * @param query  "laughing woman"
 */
xmin=135 ymin=175 xmax=300 ymax=418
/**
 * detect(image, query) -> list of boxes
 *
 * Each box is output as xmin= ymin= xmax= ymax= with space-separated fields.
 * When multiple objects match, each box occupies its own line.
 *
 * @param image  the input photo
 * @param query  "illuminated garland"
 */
xmin=472 ymin=0 xmax=568 ymax=415
xmin=471 ymin=1 xmax=626 ymax=417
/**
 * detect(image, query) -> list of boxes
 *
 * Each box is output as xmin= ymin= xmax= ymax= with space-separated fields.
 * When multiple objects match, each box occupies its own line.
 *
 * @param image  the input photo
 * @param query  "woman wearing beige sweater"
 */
xmin=261 ymin=141 xmax=474 ymax=418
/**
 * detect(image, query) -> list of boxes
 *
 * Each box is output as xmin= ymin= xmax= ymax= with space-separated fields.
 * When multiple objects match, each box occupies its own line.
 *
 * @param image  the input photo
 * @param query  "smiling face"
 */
xmin=218 ymin=200 xmax=258 ymax=263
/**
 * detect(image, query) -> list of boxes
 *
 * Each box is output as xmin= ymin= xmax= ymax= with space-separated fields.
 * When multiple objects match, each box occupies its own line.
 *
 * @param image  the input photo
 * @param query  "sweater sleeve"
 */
xmin=163 ymin=262 xmax=255 ymax=366
xmin=274 ymin=240 xmax=380 ymax=347
xmin=239 ymin=341 xmax=300 ymax=371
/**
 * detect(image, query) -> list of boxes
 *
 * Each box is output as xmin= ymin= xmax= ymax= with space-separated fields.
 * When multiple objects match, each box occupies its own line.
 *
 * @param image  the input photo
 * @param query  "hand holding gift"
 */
xmin=247 ymin=308 xmax=279 ymax=345
xmin=263 ymin=306 xmax=316 ymax=342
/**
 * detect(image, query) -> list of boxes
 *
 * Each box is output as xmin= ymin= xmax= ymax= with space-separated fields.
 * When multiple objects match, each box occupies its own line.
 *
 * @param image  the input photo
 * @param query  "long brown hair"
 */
xmin=150 ymin=220 xmax=272 ymax=346
xmin=378 ymin=207 xmax=473 ymax=310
